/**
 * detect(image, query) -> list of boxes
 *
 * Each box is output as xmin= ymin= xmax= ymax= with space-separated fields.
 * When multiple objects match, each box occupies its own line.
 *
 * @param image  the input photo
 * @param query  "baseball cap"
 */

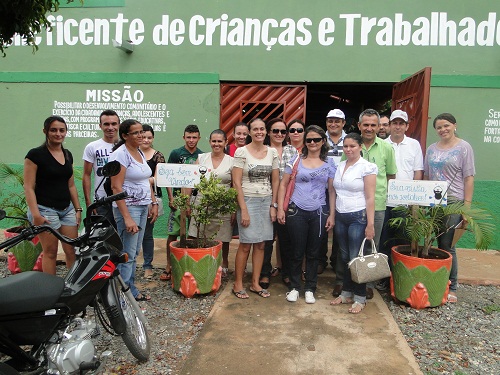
xmin=326 ymin=109 xmax=345 ymax=119
xmin=390 ymin=110 xmax=408 ymax=122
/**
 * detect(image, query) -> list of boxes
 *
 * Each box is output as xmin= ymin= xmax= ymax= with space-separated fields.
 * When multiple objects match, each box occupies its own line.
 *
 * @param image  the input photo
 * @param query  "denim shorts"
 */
xmin=28 ymin=203 xmax=77 ymax=230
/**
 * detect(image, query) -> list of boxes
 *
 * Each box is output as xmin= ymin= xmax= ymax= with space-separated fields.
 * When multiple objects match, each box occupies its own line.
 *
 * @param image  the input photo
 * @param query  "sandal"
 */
xmin=447 ymin=293 xmax=458 ymax=303
xmin=144 ymin=269 xmax=153 ymax=280
xmin=249 ymin=288 xmax=271 ymax=298
xmin=330 ymin=295 xmax=354 ymax=305
xmin=135 ymin=293 xmax=151 ymax=302
xmin=232 ymin=289 xmax=249 ymax=299
xmin=348 ymin=301 xmax=365 ymax=314
xmin=301 ymin=271 xmax=306 ymax=282
xmin=270 ymin=267 xmax=281 ymax=277
xmin=160 ymin=270 xmax=171 ymax=281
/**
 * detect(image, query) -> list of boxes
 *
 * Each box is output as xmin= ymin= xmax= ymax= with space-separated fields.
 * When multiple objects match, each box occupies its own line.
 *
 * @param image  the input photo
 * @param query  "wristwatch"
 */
xmin=270 ymin=202 xmax=278 ymax=209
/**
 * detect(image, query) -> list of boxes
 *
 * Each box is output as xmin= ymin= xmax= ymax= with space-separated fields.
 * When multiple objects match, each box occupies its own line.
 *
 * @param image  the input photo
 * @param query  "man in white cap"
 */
xmin=319 ymin=109 xmax=346 ymax=282
xmin=376 ymin=109 xmax=424 ymax=291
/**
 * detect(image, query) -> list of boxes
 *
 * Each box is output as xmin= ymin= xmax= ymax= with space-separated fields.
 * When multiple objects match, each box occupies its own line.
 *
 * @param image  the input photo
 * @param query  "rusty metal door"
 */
xmin=220 ymin=83 xmax=306 ymax=143
xmin=392 ymin=67 xmax=432 ymax=153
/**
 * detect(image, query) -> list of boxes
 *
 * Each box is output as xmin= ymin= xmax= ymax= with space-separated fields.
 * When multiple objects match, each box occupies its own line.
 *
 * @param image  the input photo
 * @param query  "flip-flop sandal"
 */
xmin=135 ymin=293 xmax=151 ymax=302
xmin=330 ymin=295 xmax=354 ymax=305
xmin=447 ymin=293 xmax=458 ymax=303
xmin=348 ymin=301 xmax=365 ymax=314
xmin=249 ymin=288 xmax=271 ymax=298
xmin=270 ymin=267 xmax=281 ymax=277
xmin=144 ymin=269 xmax=153 ymax=280
xmin=232 ymin=289 xmax=249 ymax=299
xmin=160 ymin=270 xmax=171 ymax=281
xmin=259 ymin=277 xmax=270 ymax=289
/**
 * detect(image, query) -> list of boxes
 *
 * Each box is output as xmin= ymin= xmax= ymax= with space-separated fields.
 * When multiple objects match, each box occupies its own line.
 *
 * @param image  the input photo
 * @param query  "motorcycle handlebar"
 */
xmin=0 ymin=192 xmax=128 ymax=251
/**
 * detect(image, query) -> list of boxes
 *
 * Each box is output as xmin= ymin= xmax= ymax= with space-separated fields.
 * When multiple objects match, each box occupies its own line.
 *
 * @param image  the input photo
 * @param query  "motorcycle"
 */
xmin=0 ymin=161 xmax=151 ymax=374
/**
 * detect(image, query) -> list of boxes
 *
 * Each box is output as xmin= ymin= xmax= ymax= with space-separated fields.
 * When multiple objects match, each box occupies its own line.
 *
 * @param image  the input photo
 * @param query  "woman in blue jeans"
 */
xmin=330 ymin=133 xmax=377 ymax=313
xmin=277 ymin=125 xmax=336 ymax=304
xmin=110 ymin=119 xmax=159 ymax=302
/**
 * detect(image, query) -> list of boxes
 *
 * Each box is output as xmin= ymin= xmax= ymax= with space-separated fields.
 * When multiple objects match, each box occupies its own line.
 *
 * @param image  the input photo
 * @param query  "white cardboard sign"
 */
xmin=155 ymin=163 xmax=211 ymax=188
xmin=386 ymin=180 xmax=449 ymax=207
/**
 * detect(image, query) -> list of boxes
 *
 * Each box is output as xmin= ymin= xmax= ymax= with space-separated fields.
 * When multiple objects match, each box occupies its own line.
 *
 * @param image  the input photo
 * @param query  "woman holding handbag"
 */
xmin=330 ymin=133 xmax=377 ymax=313
xmin=277 ymin=125 xmax=336 ymax=304
xmin=140 ymin=124 xmax=166 ymax=280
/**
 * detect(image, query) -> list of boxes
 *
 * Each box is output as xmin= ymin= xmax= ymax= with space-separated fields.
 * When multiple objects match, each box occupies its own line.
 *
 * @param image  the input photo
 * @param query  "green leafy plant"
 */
xmin=0 ymin=1 xmax=82 ymax=56
xmin=389 ymin=201 xmax=495 ymax=258
xmin=0 ymin=162 xmax=29 ymax=227
xmin=173 ymin=174 xmax=238 ymax=249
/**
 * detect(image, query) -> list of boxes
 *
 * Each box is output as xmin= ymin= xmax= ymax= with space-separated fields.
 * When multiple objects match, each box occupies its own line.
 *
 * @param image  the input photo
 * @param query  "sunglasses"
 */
xmin=288 ymin=128 xmax=304 ymax=134
xmin=306 ymin=137 xmax=323 ymax=144
xmin=271 ymin=129 xmax=287 ymax=135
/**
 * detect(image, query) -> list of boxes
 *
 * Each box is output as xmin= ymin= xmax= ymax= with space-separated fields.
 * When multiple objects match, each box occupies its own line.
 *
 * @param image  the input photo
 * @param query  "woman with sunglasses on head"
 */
xmin=330 ymin=132 xmax=377 ymax=314
xmin=260 ymin=118 xmax=288 ymax=289
xmin=232 ymin=118 xmax=280 ymax=299
xmin=24 ymin=116 xmax=81 ymax=274
xmin=277 ymin=125 xmax=336 ymax=304
xmin=139 ymin=124 xmax=166 ymax=280
xmin=110 ymin=119 xmax=159 ymax=302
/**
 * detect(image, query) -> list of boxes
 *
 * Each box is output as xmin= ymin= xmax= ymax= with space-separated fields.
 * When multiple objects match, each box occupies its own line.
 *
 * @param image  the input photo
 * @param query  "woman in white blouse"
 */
xmin=330 ymin=133 xmax=377 ymax=314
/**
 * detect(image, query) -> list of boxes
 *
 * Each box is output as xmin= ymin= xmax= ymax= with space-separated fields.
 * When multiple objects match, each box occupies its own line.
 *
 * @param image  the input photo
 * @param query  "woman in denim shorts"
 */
xmin=24 ymin=116 xmax=82 ymax=274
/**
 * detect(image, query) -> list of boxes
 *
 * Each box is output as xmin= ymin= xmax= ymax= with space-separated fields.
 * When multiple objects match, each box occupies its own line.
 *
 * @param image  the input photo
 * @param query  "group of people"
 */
xmin=23 ymin=106 xmax=475 ymax=311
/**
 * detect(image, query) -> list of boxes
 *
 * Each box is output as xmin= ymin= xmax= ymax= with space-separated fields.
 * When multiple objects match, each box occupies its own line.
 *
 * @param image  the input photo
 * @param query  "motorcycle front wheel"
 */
xmin=116 ymin=282 xmax=151 ymax=362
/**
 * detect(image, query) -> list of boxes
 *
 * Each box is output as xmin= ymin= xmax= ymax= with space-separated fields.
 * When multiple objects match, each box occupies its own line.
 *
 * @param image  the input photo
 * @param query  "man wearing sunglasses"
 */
xmin=319 ymin=109 xmax=347 ymax=278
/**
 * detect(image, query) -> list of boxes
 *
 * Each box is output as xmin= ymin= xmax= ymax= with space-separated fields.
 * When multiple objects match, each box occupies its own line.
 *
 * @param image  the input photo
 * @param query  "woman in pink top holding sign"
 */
xmin=424 ymin=113 xmax=475 ymax=304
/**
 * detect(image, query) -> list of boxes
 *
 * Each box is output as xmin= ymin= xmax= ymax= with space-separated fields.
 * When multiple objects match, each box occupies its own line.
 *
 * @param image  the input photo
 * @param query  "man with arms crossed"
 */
xmin=376 ymin=110 xmax=424 ymax=290
xmin=82 ymin=110 xmax=120 ymax=226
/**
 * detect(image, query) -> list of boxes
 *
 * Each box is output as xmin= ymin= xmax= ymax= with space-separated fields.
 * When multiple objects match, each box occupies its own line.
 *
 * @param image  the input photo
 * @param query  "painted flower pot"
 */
xmin=391 ymin=245 xmax=452 ymax=309
xmin=170 ymin=240 xmax=222 ymax=298
xmin=4 ymin=228 xmax=43 ymax=273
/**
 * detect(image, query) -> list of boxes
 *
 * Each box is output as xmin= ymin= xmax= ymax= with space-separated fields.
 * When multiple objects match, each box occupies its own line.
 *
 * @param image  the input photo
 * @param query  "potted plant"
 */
xmin=388 ymin=201 xmax=495 ymax=308
xmin=0 ymin=162 xmax=43 ymax=272
xmin=171 ymin=173 xmax=238 ymax=298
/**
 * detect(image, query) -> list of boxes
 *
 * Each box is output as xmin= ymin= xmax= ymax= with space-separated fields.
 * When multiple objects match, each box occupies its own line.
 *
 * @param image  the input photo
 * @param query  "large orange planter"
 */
xmin=4 ymin=228 xmax=43 ymax=273
xmin=170 ymin=240 xmax=222 ymax=298
xmin=391 ymin=245 xmax=452 ymax=309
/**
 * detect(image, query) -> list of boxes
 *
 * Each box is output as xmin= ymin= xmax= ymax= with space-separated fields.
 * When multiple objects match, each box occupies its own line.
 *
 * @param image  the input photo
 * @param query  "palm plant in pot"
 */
xmin=388 ymin=201 xmax=495 ymax=308
xmin=0 ymin=162 xmax=43 ymax=272
xmin=171 ymin=173 xmax=238 ymax=297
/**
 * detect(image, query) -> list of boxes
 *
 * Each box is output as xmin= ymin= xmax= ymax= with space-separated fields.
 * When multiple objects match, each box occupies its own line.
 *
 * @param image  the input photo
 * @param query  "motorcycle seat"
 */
xmin=0 ymin=271 xmax=65 ymax=316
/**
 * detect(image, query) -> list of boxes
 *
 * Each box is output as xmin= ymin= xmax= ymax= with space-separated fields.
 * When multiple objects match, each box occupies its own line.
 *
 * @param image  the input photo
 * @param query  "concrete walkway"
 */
xmin=141 ymin=240 xmax=498 ymax=375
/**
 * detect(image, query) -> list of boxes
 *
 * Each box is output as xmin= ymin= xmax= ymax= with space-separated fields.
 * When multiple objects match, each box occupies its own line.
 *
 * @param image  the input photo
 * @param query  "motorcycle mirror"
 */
xmin=102 ymin=161 xmax=121 ymax=178
xmin=0 ymin=210 xmax=5 ymax=221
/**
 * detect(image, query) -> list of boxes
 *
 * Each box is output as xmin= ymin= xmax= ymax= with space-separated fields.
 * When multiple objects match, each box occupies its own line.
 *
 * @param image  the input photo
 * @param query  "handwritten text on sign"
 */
xmin=155 ymin=163 xmax=211 ymax=188
xmin=387 ymin=180 xmax=449 ymax=207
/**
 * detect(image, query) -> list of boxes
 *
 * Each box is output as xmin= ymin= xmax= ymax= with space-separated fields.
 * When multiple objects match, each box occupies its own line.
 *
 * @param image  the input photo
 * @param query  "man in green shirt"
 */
xmin=160 ymin=124 xmax=203 ymax=282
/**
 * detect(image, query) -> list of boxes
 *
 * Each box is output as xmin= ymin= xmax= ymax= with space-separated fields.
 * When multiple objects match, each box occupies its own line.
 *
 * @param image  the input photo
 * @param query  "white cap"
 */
xmin=326 ymin=109 xmax=345 ymax=119
xmin=390 ymin=110 xmax=408 ymax=122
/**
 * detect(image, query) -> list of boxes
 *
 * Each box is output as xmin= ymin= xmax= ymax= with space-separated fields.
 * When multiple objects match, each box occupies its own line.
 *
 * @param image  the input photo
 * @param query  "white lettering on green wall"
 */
xmin=483 ymin=109 xmax=500 ymax=143
xmin=9 ymin=12 xmax=500 ymax=48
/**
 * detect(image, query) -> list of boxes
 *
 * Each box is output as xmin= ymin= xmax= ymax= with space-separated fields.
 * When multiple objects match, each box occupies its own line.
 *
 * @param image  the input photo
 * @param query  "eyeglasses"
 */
xmin=271 ymin=129 xmax=287 ymax=135
xmin=306 ymin=137 xmax=323 ymax=143
xmin=128 ymin=130 xmax=145 ymax=136
xmin=288 ymin=128 xmax=304 ymax=134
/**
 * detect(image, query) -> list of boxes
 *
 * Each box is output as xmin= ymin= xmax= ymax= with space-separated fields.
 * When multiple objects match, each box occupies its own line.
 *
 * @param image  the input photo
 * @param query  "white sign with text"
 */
xmin=387 ymin=180 xmax=449 ymax=207
xmin=155 ymin=163 xmax=211 ymax=188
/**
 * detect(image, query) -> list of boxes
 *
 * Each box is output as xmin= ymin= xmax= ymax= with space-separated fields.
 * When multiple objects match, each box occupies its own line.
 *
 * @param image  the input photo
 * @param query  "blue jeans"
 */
xmin=113 ymin=205 xmax=148 ymax=298
xmin=335 ymin=209 xmax=368 ymax=304
xmin=437 ymin=213 xmax=462 ymax=292
xmin=286 ymin=203 xmax=329 ymax=292
xmin=142 ymin=218 xmax=155 ymax=270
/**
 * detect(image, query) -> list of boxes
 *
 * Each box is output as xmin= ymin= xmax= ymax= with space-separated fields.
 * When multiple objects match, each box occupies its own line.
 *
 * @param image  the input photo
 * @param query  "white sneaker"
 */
xmin=305 ymin=291 xmax=316 ymax=304
xmin=286 ymin=289 xmax=299 ymax=302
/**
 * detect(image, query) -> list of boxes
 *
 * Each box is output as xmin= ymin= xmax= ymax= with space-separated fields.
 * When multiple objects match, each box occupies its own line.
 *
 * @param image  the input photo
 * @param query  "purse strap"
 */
xmin=357 ymin=238 xmax=377 ymax=258
xmin=290 ymin=156 xmax=300 ymax=179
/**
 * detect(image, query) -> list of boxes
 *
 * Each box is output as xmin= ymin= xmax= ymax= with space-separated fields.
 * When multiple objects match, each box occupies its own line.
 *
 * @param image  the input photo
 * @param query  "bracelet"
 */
xmin=75 ymin=208 xmax=83 ymax=212
xmin=151 ymin=202 xmax=159 ymax=206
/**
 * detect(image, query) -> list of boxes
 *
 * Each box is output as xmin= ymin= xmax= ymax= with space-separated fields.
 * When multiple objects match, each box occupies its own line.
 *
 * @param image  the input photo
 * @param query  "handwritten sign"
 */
xmin=155 ymin=163 xmax=211 ymax=188
xmin=386 ymin=180 xmax=449 ymax=207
